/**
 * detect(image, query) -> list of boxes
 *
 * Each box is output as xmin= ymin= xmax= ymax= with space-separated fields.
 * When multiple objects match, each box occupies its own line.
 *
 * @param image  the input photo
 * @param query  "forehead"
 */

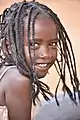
xmin=35 ymin=17 xmax=57 ymax=33
xmin=24 ymin=16 xmax=57 ymax=34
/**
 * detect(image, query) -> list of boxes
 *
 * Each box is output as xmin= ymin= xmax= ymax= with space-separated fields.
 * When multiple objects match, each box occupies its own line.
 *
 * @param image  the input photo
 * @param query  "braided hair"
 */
xmin=0 ymin=0 xmax=80 ymax=105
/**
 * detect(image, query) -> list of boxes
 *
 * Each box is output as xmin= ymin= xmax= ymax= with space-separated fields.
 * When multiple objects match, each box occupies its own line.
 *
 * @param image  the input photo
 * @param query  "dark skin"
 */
xmin=24 ymin=17 xmax=58 ymax=78
xmin=0 ymin=66 xmax=32 ymax=120
xmin=0 ymin=16 xmax=58 ymax=120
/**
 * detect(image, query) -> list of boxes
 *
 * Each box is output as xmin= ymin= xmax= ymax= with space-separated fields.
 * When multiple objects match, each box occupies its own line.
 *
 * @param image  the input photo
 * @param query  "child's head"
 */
xmin=24 ymin=13 xmax=58 ymax=79
xmin=0 ymin=0 xmax=80 ymax=105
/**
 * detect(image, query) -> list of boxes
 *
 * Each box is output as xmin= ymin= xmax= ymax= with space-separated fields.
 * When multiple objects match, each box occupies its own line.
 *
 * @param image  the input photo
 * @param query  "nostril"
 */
xmin=39 ymin=52 xmax=49 ymax=58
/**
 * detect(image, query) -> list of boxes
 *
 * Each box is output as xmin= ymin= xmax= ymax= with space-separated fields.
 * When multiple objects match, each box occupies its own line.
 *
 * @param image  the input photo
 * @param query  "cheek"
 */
xmin=24 ymin=46 xmax=36 ymax=62
xmin=52 ymin=49 xmax=57 ymax=60
xmin=49 ymin=49 xmax=57 ymax=67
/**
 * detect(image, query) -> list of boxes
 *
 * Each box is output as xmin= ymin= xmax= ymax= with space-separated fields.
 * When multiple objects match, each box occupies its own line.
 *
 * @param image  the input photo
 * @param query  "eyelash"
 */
xmin=49 ymin=42 xmax=57 ymax=48
xmin=30 ymin=42 xmax=58 ymax=49
xmin=30 ymin=42 xmax=39 ymax=49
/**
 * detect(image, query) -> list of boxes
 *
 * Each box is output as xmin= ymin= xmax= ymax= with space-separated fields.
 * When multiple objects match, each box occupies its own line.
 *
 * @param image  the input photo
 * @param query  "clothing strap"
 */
xmin=0 ymin=66 xmax=16 ymax=80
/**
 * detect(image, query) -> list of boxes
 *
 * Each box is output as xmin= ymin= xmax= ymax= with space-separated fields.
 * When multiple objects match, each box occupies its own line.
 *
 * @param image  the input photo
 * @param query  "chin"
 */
xmin=37 ymin=73 xmax=47 ymax=79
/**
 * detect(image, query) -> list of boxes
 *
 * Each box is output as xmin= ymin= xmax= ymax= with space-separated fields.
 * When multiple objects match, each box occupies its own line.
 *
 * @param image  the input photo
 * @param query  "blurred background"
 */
xmin=0 ymin=0 xmax=80 ymax=96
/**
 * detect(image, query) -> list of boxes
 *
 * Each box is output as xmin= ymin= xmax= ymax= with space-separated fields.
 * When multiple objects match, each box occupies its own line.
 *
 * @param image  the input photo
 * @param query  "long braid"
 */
xmin=35 ymin=2 xmax=80 ymax=104
xmin=38 ymin=3 xmax=80 ymax=104
xmin=30 ymin=11 xmax=41 ymax=104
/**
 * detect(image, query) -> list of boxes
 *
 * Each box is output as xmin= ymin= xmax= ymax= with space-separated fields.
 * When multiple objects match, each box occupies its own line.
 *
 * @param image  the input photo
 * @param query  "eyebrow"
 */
xmin=30 ymin=38 xmax=59 ymax=42
xmin=50 ymin=38 xmax=59 ymax=42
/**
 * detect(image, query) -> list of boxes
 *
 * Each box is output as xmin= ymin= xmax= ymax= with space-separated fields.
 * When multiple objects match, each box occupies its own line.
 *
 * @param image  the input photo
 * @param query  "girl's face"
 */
xmin=24 ymin=17 xmax=58 ymax=78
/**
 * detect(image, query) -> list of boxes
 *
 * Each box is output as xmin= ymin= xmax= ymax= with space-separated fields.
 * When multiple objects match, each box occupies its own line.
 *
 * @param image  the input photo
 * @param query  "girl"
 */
xmin=0 ymin=0 xmax=80 ymax=120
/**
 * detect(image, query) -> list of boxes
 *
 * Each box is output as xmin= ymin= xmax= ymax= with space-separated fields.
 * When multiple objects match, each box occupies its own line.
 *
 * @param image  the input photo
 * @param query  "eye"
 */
xmin=34 ymin=43 xmax=39 ymax=47
xmin=30 ymin=42 xmax=39 ymax=49
xmin=49 ymin=42 xmax=57 ymax=48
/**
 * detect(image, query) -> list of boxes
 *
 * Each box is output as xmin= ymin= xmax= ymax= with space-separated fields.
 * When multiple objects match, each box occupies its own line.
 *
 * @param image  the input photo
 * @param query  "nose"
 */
xmin=39 ymin=46 xmax=52 ymax=59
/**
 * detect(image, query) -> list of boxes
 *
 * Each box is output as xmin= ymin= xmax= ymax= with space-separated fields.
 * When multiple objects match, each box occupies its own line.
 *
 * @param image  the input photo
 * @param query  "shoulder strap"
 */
xmin=0 ymin=66 xmax=16 ymax=80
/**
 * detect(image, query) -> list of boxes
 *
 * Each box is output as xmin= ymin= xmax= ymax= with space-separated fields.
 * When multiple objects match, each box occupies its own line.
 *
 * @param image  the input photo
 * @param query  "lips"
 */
xmin=34 ymin=62 xmax=53 ymax=78
xmin=35 ymin=63 xmax=51 ymax=70
xmin=36 ymin=63 xmax=48 ymax=67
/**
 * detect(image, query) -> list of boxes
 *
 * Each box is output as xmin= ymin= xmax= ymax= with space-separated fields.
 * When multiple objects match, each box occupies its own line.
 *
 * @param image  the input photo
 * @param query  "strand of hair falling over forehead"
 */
xmin=0 ymin=1 xmax=80 ymax=105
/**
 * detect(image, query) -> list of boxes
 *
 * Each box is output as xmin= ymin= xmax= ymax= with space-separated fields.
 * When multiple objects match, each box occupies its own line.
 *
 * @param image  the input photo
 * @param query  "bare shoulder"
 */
xmin=4 ymin=67 xmax=32 ymax=120
xmin=4 ymin=67 xmax=33 ymax=102
xmin=0 ymin=66 xmax=32 ymax=100
xmin=4 ymin=67 xmax=32 ymax=91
